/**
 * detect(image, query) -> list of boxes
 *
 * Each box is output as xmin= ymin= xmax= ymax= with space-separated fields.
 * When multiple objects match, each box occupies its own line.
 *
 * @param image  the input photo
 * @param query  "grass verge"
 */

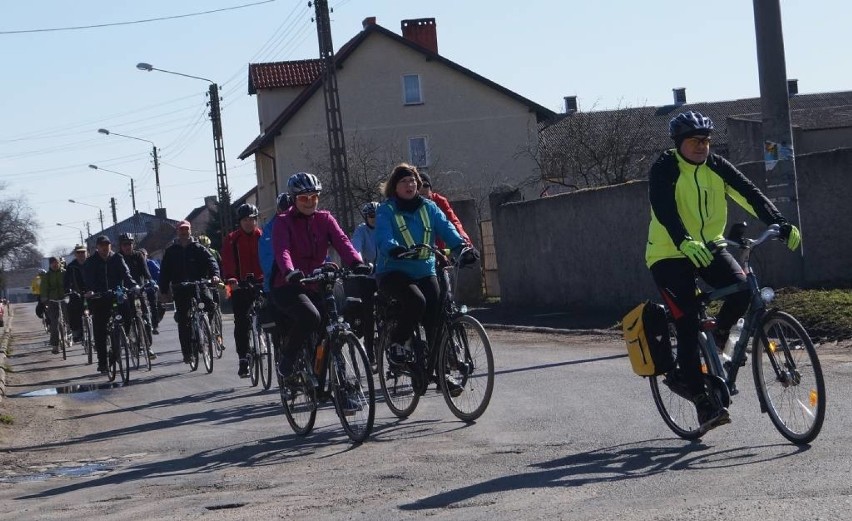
xmin=0 ymin=414 xmax=13 ymax=425
xmin=774 ymin=288 xmax=852 ymax=342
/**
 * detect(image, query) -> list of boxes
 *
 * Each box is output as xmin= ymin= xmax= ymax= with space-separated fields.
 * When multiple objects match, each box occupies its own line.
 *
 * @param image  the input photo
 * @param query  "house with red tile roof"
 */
xmin=238 ymin=17 xmax=556 ymax=222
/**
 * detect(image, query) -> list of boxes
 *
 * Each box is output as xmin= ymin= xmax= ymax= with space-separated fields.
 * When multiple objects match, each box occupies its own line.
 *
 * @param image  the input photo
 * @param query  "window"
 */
xmin=408 ymin=136 xmax=429 ymax=167
xmin=402 ymin=74 xmax=423 ymax=105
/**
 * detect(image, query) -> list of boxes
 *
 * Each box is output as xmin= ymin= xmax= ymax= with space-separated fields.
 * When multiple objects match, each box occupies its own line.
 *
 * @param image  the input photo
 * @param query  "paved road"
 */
xmin=1 ymin=303 xmax=851 ymax=520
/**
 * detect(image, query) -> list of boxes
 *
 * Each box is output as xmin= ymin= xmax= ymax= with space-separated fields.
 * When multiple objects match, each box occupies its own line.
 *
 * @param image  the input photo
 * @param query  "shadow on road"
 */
xmin=494 ymin=353 xmax=627 ymax=377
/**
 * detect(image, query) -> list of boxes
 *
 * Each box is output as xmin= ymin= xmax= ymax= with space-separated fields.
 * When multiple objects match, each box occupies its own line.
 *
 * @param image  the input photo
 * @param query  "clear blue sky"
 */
xmin=1 ymin=0 xmax=849 ymax=256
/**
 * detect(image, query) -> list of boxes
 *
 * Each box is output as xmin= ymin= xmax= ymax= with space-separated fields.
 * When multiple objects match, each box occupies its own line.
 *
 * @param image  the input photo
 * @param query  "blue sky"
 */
xmin=1 ymin=0 xmax=849 ymax=256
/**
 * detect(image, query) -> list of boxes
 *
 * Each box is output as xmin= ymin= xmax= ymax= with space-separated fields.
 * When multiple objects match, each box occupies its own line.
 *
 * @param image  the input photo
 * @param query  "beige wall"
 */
xmin=256 ymin=88 xmax=303 ymax=131
xmin=253 ymin=31 xmax=542 ymax=226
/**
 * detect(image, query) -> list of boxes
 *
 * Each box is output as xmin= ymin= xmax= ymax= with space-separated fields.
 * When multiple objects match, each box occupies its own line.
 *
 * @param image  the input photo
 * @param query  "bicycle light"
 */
xmin=460 ymin=305 xmax=468 ymax=314
xmin=198 ymin=302 xmax=206 ymax=310
xmin=760 ymin=287 xmax=776 ymax=304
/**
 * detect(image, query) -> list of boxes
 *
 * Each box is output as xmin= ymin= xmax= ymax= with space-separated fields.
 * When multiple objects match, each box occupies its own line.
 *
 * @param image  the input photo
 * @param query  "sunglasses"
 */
xmin=296 ymin=193 xmax=319 ymax=202
xmin=685 ymin=136 xmax=712 ymax=146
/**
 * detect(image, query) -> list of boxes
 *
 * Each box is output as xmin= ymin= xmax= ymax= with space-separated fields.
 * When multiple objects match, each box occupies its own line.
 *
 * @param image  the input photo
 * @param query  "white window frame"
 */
xmin=408 ymin=136 xmax=429 ymax=167
xmin=402 ymin=74 xmax=423 ymax=105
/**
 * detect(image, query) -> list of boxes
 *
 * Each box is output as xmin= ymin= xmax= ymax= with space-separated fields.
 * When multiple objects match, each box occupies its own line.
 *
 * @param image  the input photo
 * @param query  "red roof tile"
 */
xmin=248 ymin=59 xmax=324 ymax=94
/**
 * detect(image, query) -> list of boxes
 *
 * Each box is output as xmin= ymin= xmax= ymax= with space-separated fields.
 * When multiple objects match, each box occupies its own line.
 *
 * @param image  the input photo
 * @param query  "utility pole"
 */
xmin=152 ymin=145 xmax=163 ymax=210
xmin=753 ymin=0 xmax=804 ymax=282
xmin=85 ymin=222 xmax=91 ymax=239
xmin=313 ymin=0 xmax=354 ymax=232
xmin=110 ymin=198 xmax=118 ymax=226
xmin=208 ymin=83 xmax=232 ymax=235
xmin=130 ymin=178 xmax=137 ymax=214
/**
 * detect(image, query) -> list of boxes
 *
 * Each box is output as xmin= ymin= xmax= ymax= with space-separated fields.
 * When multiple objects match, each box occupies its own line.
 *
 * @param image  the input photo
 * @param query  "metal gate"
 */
xmin=479 ymin=220 xmax=499 ymax=298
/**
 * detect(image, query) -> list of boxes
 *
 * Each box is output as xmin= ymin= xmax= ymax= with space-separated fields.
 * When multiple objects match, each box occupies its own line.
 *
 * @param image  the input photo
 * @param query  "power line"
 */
xmin=0 ymin=0 xmax=279 ymax=35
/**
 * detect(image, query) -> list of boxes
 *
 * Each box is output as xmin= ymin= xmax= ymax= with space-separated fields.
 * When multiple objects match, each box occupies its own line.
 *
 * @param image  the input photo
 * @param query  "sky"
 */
xmin=1 ymin=0 xmax=850 ymax=257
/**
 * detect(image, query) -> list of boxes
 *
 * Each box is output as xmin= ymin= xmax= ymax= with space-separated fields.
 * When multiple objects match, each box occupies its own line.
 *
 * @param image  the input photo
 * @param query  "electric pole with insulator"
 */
xmin=312 ymin=0 xmax=354 ymax=232
xmin=208 ymin=83 xmax=232 ymax=235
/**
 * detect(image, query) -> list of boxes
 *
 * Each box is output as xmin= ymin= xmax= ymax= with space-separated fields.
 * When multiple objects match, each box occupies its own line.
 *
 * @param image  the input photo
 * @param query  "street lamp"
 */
xmin=137 ymin=61 xmax=232 ymax=235
xmin=98 ymin=128 xmax=163 ymax=210
xmin=68 ymin=199 xmax=105 ymax=233
xmin=56 ymin=222 xmax=84 ymax=245
xmin=88 ymin=164 xmax=137 ymax=214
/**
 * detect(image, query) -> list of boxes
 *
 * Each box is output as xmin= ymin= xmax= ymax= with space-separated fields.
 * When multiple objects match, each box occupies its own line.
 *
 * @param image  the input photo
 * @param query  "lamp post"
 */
xmin=136 ymin=62 xmax=232 ymax=236
xmin=88 ymin=164 xmax=137 ymax=214
xmin=56 ymin=223 xmax=84 ymax=245
xmin=68 ymin=199 xmax=105 ymax=233
xmin=97 ymin=128 xmax=163 ymax=210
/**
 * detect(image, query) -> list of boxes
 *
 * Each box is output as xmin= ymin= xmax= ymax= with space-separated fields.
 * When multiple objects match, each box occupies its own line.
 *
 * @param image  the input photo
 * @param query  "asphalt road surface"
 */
xmin=1 ymin=303 xmax=851 ymax=520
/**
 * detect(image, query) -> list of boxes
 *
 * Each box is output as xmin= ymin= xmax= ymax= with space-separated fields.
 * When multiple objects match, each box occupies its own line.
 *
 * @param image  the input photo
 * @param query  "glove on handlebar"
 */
xmin=779 ymin=223 xmax=801 ymax=251
xmin=679 ymin=240 xmax=713 ymax=268
xmin=285 ymin=270 xmax=305 ymax=285
xmin=351 ymin=262 xmax=372 ymax=275
xmin=459 ymin=247 xmax=481 ymax=267
xmin=388 ymin=246 xmax=407 ymax=259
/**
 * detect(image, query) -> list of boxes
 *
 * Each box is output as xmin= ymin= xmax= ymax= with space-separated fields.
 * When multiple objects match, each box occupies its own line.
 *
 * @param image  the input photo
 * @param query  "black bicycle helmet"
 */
xmin=236 ymin=203 xmax=259 ymax=220
xmin=288 ymin=172 xmax=322 ymax=196
xmin=360 ymin=202 xmax=379 ymax=219
xmin=277 ymin=192 xmax=292 ymax=211
xmin=118 ymin=232 xmax=134 ymax=242
xmin=669 ymin=111 xmax=714 ymax=140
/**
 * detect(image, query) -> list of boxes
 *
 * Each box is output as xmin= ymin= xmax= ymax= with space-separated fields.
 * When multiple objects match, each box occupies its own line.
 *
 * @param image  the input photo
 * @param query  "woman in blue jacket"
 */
xmin=374 ymin=163 xmax=478 ymax=386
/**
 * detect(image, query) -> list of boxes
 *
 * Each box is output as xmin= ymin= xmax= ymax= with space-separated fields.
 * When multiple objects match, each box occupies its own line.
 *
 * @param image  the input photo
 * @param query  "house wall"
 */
xmin=268 ymin=32 xmax=541 ymax=222
xmin=491 ymin=149 xmax=852 ymax=313
xmin=727 ymin=117 xmax=852 ymax=164
xmin=256 ymin=88 xmax=303 ymax=131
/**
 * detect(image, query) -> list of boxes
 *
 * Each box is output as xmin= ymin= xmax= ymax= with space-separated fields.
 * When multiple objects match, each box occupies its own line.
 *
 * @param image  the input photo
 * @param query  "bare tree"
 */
xmin=6 ymin=244 xmax=44 ymax=270
xmin=0 ymin=183 xmax=39 ymax=270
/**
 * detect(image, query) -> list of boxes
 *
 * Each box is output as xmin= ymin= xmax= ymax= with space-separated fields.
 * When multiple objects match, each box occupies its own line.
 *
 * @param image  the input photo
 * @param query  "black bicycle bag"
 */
xmin=622 ymin=301 xmax=674 ymax=376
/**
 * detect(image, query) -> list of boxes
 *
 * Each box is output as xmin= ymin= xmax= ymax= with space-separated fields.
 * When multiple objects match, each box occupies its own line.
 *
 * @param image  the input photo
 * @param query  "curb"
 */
xmin=0 ymin=311 xmax=12 ymax=404
xmin=480 ymin=323 xmax=621 ymax=337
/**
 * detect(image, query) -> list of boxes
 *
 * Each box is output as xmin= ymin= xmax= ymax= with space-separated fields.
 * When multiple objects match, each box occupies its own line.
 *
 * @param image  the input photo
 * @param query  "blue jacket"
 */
xmin=351 ymin=223 xmax=378 ymax=264
xmin=259 ymin=217 xmax=276 ymax=292
xmin=375 ymin=196 xmax=464 ymax=280
xmin=146 ymin=259 xmax=161 ymax=283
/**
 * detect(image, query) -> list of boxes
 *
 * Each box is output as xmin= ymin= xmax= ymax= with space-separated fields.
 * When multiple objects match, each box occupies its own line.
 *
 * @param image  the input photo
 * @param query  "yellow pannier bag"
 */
xmin=622 ymin=301 xmax=675 ymax=376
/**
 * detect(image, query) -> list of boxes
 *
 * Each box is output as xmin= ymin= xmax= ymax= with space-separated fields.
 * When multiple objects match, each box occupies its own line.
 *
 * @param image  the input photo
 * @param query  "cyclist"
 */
xmin=40 ymin=257 xmax=66 ymax=353
xmin=198 ymin=233 xmax=224 ymax=313
xmin=350 ymin=202 xmax=379 ymax=365
xmin=33 ymin=269 xmax=46 ymax=322
xmin=159 ymin=220 xmax=221 ymax=364
xmin=139 ymin=248 xmax=164 ymax=335
xmin=82 ymin=236 xmax=137 ymax=374
xmin=260 ymin=193 xmax=291 ymax=293
xmin=375 ymin=163 xmax=479 ymax=395
xmin=64 ymin=244 xmax=88 ymax=342
xmin=222 ymin=203 xmax=264 ymax=378
xmin=418 ymin=172 xmax=472 ymax=248
xmin=271 ymin=172 xmax=371 ymax=382
xmin=647 ymin=110 xmax=801 ymax=433
xmin=117 ymin=233 xmax=157 ymax=359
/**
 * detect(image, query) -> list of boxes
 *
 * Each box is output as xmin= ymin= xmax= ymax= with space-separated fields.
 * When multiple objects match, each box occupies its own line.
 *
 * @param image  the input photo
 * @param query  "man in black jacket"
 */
xmin=63 ymin=244 xmax=88 ymax=342
xmin=159 ymin=220 xmax=220 ymax=363
xmin=117 ymin=232 xmax=157 ymax=359
xmin=83 ymin=235 xmax=137 ymax=373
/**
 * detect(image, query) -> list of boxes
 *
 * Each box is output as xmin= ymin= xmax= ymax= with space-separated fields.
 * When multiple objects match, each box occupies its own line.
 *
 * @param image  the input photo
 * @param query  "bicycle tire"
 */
xmin=279 ymin=345 xmax=318 ymax=436
xmin=649 ymin=321 xmax=703 ymax=440
xmin=140 ymin=316 xmax=152 ymax=371
xmin=248 ymin=324 xmax=260 ymax=387
xmin=439 ymin=315 xmax=495 ymax=422
xmin=83 ymin=315 xmax=94 ymax=365
xmin=214 ymin=309 xmax=225 ymax=359
xmin=107 ymin=334 xmax=117 ymax=382
xmin=199 ymin=314 xmax=215 ymax=374
xmin=376 ymin=319 xmax=419 ymax=418
xmin=128 ymin=322 xmax=141 ymax=371
xmin=752 ymin=310 xmax=826 ymax=445
xmin=118 ymin=328 xmax=131 ymax=384
xmin=259 ymin=329 xmax=273 ymax=390
xmin=330 ymin=332 xmax=375 ymax=443
xmin=58 ymin=313 xmax=68 ymax=361
xmin=188 ymin=314 xmax=200 ymax=372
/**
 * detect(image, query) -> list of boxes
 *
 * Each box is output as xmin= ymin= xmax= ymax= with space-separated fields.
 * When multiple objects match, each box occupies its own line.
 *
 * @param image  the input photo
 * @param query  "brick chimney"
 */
xmin=362 ymin=17 xmax=376 ymax=29
xmin=401 ymin=18 xmax=438 ymax=54
xmin=672 ymin=87 xmax=687 ymax=105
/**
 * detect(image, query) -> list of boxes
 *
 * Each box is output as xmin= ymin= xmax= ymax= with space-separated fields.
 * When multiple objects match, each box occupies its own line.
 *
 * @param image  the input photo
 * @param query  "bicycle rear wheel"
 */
xmin=649 ymin=321 xmax=702 ymax=440
xmin=439 ymin=315 xmax=495 ymax=422
xmin=377 ymin=319 xmax=419 ymax=418
xmin=330 ymin=333 xmax=375 ymax=443
xmin=279 ymin=350 xmax=317 ymax=436
xmin=259 ymin=329 xmax=273 ymax=390
xmin=752 ymin=310 xmax=825 ymax=445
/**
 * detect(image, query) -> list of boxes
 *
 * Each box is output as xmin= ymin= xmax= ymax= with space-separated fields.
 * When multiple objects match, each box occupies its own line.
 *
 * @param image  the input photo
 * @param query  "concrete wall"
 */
xmin=492 ymin=149 xmax=852 ymax=313
xmin=449 ymin=199 xmax=483 ymax=304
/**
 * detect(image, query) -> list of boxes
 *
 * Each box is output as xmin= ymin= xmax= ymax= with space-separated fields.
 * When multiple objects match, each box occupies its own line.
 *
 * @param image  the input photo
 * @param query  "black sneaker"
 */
xmin=97 ymin=365 xmax=108 ymax=374
xmin=694 ymin=393 xmax=731 ymax=434
xmin=147 ymin=349 xmax=158 ymax=360
xmin=662 ymin=370 xmax=692 ymax=400
xmin=238 ymin=359 xmax=249 ymax=378
xmin=182 ymin=355 xmax=192 ymax=364
xmin=152 ymin=328 xmax=159 ymax=335
xmin=444 ymin=374 xmax=464 ymax=397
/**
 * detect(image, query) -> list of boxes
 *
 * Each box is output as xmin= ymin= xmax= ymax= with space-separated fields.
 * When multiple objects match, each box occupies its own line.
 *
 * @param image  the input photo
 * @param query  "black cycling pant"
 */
xmin=377 ymin=272 xmax=440 ymax=352
xmin=346 ymin=277 xmax=377 ymax=362
xmin=172 ymin=285 xmax=216 ymax=360
xmin=89 ymin=297 xmax=131 ymax=369
xmin=271 ymin=284 xmax=324 ymax=370
xmin=650 ymin=250 xmax=749 ymax=397
xmin=67 ymin=293 xmax=84 ymax=335
xmin=230 ymin=287 xmax=255 ymax=361
xmin=145 ymin=286 xmax=163 ymax=328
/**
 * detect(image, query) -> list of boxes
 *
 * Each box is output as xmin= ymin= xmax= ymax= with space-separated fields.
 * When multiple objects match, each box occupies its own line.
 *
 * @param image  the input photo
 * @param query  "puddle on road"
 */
xmin=15 ymin=382 xmax=124 ymax=397
xmin=0 ymin=462 xmax=114 ymax=484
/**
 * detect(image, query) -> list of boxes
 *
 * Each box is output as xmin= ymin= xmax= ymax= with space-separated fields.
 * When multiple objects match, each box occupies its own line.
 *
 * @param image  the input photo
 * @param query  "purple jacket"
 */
xmin=272 ymin=208 xmax=362 ymax=288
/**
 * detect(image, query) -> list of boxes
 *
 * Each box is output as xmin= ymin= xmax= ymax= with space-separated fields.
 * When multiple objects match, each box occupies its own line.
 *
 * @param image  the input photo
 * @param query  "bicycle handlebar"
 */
xmin=400 ymin=243 xmax=475 ymax=268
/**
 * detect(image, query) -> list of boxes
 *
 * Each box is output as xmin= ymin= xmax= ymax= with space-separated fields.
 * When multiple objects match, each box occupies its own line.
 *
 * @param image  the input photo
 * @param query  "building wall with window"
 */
xmin=264 ymin=32 xmax=541 ymax=220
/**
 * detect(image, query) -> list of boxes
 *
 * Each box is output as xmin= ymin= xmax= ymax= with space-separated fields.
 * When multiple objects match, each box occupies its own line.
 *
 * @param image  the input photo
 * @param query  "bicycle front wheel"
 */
xmin=114 ymin=328 xmax=130 ymax=384
xmin=128 ymin=322 xmax=141 ymax=371
xmin=259 ymin=328 xmax=273 ymax=390
xmin=330 ymin=332 xmax=375 ymax=443
xmin=83 ymin=315 xmax=94 ymax=365
xmin=439 ymin=315 xmax=495 ymax=422
xmin=752 ymin=310 xmax=825 ymax=445
xmin=377 ymin=319 xmax=419 ymax=418
xmin=199 ymin=314 xmax=215 ymax=374
xmin=248 ymin=325 xmax=260 ymax=387
xmin=279 ymin=351 xmax=317 ymax=436
xmin=58 ymin=316 xmax=68 ymax=361
xmin=214 ymin=310 xmax=225 ymax=358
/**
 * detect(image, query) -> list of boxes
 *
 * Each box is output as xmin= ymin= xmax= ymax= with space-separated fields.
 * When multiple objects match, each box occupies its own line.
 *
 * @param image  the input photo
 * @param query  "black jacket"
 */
xmin=159 ymin=238 xmax=219 ymax=292
xmin=119 ymin=249 xmax=152 ymax=285
xmin=63 ymin=258 xmax=87 ymax=293
xmin=83 ymin=252 xmax=136 ymax=293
